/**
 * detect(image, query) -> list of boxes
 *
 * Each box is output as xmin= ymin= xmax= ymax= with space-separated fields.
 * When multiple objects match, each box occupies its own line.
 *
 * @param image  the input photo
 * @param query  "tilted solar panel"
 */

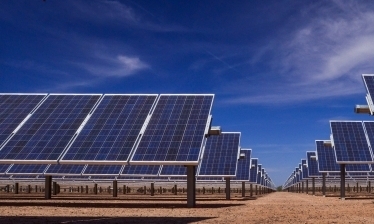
xmin=121 ymin=165 xmax=161 ymax=176
xmin=256 ymin=164 xmax=262 ymax=184
xmin=363 ymin=121 xmax=374 ymax=153
xmin=330 ymin=121 xmax=372 ymax=163
xmin=159 ymin=165 xmax=186 ymax=176
xmin=44 ymin=164 xmax=86 ymax=176
xmin=306 ymin=151 xmax=321 ymax=177
xmin=60 ymin=94 xmax=157 ymax=163
xmin=315 ymin=140 xmax=340 ymax=172
xmin=249 ymin=158 xmax=258 ymax=183
xmin=363 ymin=74 xmax=374 ymax=111
xmin=130 ymin=94 xmax=214 ymax=165
xmin=7 ymin=164 xmax=48 ymax=175
xmin=0 ymin=94 xmax=101 ymax=163
xmin=83 ymin=165 xmax=123 ymax=176
xmin=301 ymin=159 xmax=309 ymax=179
xmin=232 ymin=149 xmax=251 ymax=181
xmin=198 ymin=132 xmax=240 ymax=177
xmin=0 ymin=94 xmax=46 ymax=146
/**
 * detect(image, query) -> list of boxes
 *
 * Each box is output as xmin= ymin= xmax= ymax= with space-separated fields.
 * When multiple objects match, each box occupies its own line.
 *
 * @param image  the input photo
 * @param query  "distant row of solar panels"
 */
xmin=0 ymin=94 xmax=213 ymax=165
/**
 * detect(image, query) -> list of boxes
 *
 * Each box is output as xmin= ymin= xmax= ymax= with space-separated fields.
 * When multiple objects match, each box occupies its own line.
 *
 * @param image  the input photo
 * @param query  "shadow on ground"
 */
xmin=0 ymin=216 xmax=214 ymax=224
xmin=0 ymin=201 xmax=244 ymax=209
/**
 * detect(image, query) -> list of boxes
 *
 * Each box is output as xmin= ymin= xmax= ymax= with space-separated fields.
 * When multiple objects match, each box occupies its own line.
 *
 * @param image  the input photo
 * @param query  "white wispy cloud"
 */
xmin=78 ymin=54 xmax=149 ymax=77
xmin=222 ymin=1 xmax=374 ymax=105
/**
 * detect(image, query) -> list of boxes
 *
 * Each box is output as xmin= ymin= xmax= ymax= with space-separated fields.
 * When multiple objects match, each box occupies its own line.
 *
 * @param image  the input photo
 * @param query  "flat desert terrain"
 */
xmin=0 ymin=191 xmax=374 ymax=223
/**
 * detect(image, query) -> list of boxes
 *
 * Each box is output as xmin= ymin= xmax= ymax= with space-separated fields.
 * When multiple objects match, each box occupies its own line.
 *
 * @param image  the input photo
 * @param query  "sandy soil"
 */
xmin=0 ymin=192 xmax=374 ymax=223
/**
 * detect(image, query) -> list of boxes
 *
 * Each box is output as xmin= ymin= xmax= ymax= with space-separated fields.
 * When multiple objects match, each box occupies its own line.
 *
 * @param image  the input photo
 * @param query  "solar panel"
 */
xmin=60 ymin=94 xmax=157 ymax=164
xmin=0 ymin=94 xmax=101 ymax=163
xmin=7 ymin=164 xmax=48 ymax=175
xmin=130 ymin=94 xmax=214 ymax=165
xmin=306 ymin=151 xmax=321 ymax=177
xmin=159 ymin=165 xmax=187 ymax=176
xmin=249 ymin=158 xmax=258 ymax=183
xmin=44 ymin=164 xmax=86 ymax=176
xmin=121 ymin=165 xmax=161 ymax=176
xmin=315 ymin=140 xmax=340 ymax=172
xmin=198 ymin=132 xmax=240 ymax=177
xmin=0 ymin=94 xmax=46 ymax=146
xmin=232 ymin=149 xmax=251 ymax=181
xmin=362 ymin=74 xmax=374 ymax=112
xmin=363 ymin=121 xmax=374 ymax=153
xmin=330 ymin=121 xmax=372 ymax=163
xmin=83 ymin=165 xmax=123 ymax=176
xmin=301 ymin=159 xmax=309 ymax=179
xmin=256 ymin=164 xmax=262 ymax=184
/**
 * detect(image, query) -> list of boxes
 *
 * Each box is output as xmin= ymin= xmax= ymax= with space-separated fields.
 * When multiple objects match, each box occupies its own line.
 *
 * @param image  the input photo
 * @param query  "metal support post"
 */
xmin=340 ymin=164 xmax=346 ymax=200
xmin=186 ymin=165 xmax=196 ymax=208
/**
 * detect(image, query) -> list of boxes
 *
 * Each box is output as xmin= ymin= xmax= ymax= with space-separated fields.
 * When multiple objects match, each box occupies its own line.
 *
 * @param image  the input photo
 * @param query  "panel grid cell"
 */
xmin=83 ymin=165 xmax=122 ymax=175
xmin=7 ymin=164 xmax=48 ymax=175
xmin=61 ymin=95 xmax=157 ymax=162
xmin=121 ymin=165 xmax=160 ymax=176
xmin=330 ymin=121 xmax=372 ymax=163
xmin=131 ymin=94 xmax=214 ymax=164
xmin=0 ymin=94 xmax=46 ymax=145
xmin=0 ymin=94 xmax=101 ymax=162
xmin=198 ymin=132 xmax=240 ymax=176
xmin=0 ymin=164 xmax=11 ymax=174
xmin=232 ymin=149 xmax=251 ymax=181
xmin=45 ymin=164 xmax=86 ymax=175
xmin=249 ymin=159 xmax=258 ymax=183
xmin=159 ymin=165 xmax=186 ymax=176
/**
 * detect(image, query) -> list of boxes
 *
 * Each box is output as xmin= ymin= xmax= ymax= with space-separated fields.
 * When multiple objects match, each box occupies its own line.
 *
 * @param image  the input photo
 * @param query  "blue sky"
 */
xmin=1 ymin=0 xmax=374 ymax=186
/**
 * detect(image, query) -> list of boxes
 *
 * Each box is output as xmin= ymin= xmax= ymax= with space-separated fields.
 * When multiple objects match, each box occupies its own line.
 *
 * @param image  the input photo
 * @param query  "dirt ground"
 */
xmin=0 ymin=192 xmax=374 ymax=223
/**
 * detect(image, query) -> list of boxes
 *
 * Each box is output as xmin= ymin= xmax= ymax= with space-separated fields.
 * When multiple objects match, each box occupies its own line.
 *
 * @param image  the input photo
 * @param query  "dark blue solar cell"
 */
xmin=45 ymin=164 xmax=86 ymax=175
xmin=307 ymin=151 xmax=321 ymax=177
xmin=249 ymin=159 xmax=258 ymax=183
xmin=301 ymin=159 xmax=309 ymax=179
xmin=330 ymin=121 xmax=372 ymax=163
xmin=0 ymin=94 xmax=46 ymax=146
xmin=256 ymin=164 xmax=262 ymax=184
xmin=0 ymin=164 xmax=11 ymax=174
xmin=0 ymin=94 xmax=101 ymax=162
xmin=346 ymin=164 xmax=371 ymax=172
xmin=363 ymin=75 xmax=374 ymax=105
xmin=121 ymin=165 xmax=160 ymax=176
xmin=131 ymin=94 xmax=214 ymax=163
xmin=232 ymin=149 xmax=251 ymax=181
xmin=160 ymin=165 xmax=186 ymax=176
xmin=83 ymin=165 xmax=123 ymax=175
xmin=198 ymin=177 xmax=223 ymax=181
xmin=363 ymin=121 xmax=374 ymax=153
xmin=348 ymin=172 xmax=369 ymax=176
xmin=198 ymin=132 xmax=240 ymax=176
xmin=7 ymin=164 xmax=48 ymax=175
xmin=61 ymin=95 xmax=157 ymax=162
xmin=315 ymin=140 xmax=340 ymax=172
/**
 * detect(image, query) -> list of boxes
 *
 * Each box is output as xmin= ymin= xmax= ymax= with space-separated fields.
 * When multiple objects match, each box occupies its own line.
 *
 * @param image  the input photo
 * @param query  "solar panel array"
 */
xmin=130 ymin=95 xmax=213 ymax=165
xmin=198 ymin=132 xmax=240 ymax=177
xmin=363 ymin=74 xmax=374 ymax=112
xmin=306 ymin=152 xmax=320 ymax=177
xmin=315 ymin=140 xmax=340 ymax=172
xmin=330 ymin=121 xmax=372 ymax=163
xmin=0 ymin=94 xmax=46 ymax=146
xmin=61 ymin=95 xmax=157 ymax=163
xmin=232 ymin=149 xmax=251 ymax=181
xmin=249 ymin=159 xmax=258 ymax=183
xmin=0 ymin=94 xmax=101 ymax=163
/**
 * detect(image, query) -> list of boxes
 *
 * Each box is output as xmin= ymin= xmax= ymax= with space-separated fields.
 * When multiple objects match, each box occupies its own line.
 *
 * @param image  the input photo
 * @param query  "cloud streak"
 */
xmin=222 ymin=1 xmax=374 ymax=105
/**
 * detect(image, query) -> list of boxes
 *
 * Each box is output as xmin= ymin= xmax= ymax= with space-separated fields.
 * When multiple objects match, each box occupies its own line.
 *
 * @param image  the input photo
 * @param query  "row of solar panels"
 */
xmin=0 ymin=94 xmax=213 ymax=165
xmin=283 ymin=74 xmax=374 ymax=189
